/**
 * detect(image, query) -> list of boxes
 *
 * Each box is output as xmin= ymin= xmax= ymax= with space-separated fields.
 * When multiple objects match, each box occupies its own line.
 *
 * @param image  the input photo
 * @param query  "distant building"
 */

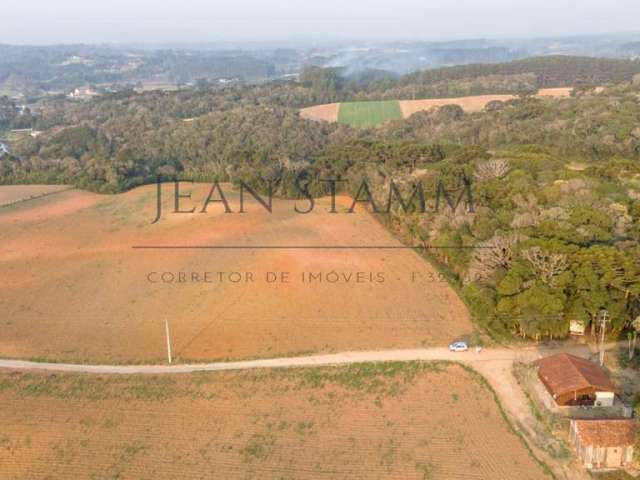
xmin=10 ymin=128 xmax=41 ymax=138
xmin=570 ymin=419 xmax=636 ymax=470
xmin=60 ymin=56 xmax=92 ymax=66
xmin=536 ymin=353 xmax=618 ymax=406
xmin=68 ymin=87 xmax=99 ymax=100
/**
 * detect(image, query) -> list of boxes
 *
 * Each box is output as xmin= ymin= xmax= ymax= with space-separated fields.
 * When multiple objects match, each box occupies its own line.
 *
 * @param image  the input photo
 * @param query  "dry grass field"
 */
xmin=0 ymin=184 xmax=472 ymax=363
xmin=536 ymin=87 xmax=573 ymax=98
xmin=300 ymin=88 xmax=573 ymax=125
xmin=0 ymin=362 xmax=550 ymax=479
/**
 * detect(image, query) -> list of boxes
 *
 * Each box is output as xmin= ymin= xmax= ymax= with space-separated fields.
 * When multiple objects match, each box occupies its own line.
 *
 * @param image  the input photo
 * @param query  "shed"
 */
xmin=570 ymin=419 xmax=637 ymax=470
xmin=535 ymin=353 xmax=618 ymax=406
xmin=569 ymin=320 xmax=586 ymax=336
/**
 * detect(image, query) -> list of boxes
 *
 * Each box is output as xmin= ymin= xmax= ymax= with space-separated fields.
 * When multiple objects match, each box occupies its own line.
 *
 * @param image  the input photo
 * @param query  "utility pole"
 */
xmin=599 ymin=310 xmax=609 ymax=366
xmin=165 ymin=318 xmax=173 ymax=364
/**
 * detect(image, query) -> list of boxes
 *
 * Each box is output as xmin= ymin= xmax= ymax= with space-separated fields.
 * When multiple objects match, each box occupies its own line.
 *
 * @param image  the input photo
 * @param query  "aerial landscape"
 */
xmin=1 ymin=1 xmax=640 ymax=479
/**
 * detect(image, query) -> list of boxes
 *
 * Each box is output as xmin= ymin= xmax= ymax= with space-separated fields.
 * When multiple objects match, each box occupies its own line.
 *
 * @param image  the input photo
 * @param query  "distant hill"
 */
xmin=0 ymin=44 xmax=284 ymax=96
xmin=399 ymin=56 xmax=640 ymax=88
xmin=620 ymin=42 xmax=640 ymax=55
xmin=298 ymin=55 xmax=640 ymax=104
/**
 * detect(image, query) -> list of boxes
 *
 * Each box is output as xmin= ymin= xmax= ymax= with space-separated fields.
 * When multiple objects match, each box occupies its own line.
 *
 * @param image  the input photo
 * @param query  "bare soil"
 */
xmin=400 ymin=89 xmax=572 ymax=118
xmin=0 ymin=184 xmax=472 ymax=363
xmin=0 ymin=363 xmax=550 ymax=479
xmin=537 ymin=87 xmax=573 ymax=98
xmin=299 ymin=103 xmax=340 ymax=122
xmin=399 ymin=94 xmax=515 ymax=117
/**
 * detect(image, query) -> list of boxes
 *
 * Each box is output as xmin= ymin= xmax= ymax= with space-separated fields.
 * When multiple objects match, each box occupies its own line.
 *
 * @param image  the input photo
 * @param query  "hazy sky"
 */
xmin=3 ymin=0 xmax=639 ymax=44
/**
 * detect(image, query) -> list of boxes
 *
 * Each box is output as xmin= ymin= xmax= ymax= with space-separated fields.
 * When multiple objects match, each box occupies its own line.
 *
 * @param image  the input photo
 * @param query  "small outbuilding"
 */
xmin=535 ymin=353 xmax=618 ymax=406
xmin=570 ymin=418 xmax=637 ymax=470
xmin=569 ymin=320 xmax=586 ymax=336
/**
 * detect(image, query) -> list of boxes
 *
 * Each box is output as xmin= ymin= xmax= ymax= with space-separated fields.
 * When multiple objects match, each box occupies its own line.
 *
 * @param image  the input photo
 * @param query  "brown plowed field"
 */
xmin=299 ymin=103 xmax=340 ymax=122
xmin=0 ymin=184 xmax=472 ymax=363
xmin=400 ymin=88 xmax=572 ymax=116
xmin=536 ymin=87 xmax=573 ymax=97
xmin=399 ymin=94 xmax=515 ymax=117
xmin=0 ymin=363 xmax=550 ymax=479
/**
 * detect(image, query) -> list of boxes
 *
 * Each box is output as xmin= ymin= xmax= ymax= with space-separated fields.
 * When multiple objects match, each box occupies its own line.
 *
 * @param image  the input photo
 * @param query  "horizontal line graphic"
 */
xmin=132 ymin=245 xmax=489 ymax=250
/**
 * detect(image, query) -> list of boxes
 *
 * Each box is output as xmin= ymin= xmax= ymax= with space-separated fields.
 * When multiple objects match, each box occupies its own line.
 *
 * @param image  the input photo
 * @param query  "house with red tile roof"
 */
xmin=570 ymin=418 xmax=637 ymax=470
xmin=536 ymin=353 xmax=618 ymax=406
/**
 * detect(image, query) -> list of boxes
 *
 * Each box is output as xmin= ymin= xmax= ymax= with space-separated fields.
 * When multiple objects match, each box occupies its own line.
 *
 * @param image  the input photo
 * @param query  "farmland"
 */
xmin=399 ymin=94 xmax=515 ymax=118
xmin=2 ymin=36 xmax=640 ymax=480
xmin=338 ymin=101 xmax=403 ymax=128
xmin=0 ymin=362 xmax=550 ymax=479
xmin=0 ymin=184 xmax=473 ymax=364
xmin=300 ymin=88 xmax=573 ymax=127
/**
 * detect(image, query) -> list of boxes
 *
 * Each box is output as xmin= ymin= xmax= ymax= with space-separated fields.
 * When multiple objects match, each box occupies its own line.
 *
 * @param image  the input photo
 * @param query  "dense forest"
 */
xmin=1 ymin=56 xmax=639 ymax=342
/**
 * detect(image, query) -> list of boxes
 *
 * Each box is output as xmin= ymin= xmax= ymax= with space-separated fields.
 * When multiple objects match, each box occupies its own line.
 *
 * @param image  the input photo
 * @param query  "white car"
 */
xmin=448 ymin=341 xmax=469 ymax=352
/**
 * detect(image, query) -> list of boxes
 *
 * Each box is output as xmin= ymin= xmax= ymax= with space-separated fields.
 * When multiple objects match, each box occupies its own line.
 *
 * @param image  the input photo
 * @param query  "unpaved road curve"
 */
xmin=0 ymin=347 xmax=520 ymax=374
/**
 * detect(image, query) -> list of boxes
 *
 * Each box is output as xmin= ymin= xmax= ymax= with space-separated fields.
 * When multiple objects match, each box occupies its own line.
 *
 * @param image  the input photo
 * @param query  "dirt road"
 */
xmin=0 ymin=347 xmax=519 ymax=374
xmin=0 ymin=342 xmax=602 ymax=375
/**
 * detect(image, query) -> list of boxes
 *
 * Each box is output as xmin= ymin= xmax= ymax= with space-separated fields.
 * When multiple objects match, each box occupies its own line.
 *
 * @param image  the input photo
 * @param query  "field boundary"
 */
xmin=0 ymin=186 xmax=74 ymax=208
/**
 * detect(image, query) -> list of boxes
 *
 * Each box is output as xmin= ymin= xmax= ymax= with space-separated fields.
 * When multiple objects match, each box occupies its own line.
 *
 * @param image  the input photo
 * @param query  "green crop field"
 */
xmin=338 ymin=101 xmax=403 ymax=127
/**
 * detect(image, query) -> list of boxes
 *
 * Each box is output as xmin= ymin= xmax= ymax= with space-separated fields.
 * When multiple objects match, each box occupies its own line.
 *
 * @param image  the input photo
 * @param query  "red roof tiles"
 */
xmin=573 ymin=419 xmax=637 ymax=447
xmin=536 ymin=353 xmax=618 ymax=399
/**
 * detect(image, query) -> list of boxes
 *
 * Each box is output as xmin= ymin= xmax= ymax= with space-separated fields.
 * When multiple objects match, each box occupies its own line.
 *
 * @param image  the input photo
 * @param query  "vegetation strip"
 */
xmin=0 ymin=186 xmax=73 ymax=208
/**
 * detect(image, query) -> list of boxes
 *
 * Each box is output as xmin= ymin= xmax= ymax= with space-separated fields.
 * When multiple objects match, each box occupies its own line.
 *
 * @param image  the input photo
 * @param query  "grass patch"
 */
xmin=293 ymin=361 xmax=444 ymax=394
xmin=108 ymin=442 xmax=149 ymax=478
xmin=512 ymin=362 xmax=571 ymax=460
xmin=0 ymin=364 xmax=448 ymax=403
xmin=338 ymin=101 xmax=403 ymax=127
xmin=616 ymin=340 xmax=640 ymax=370
xmin=241 ymin=434 xmax=275 ymax=463
xmin=3 ymin=372 xmax=178 ymax=401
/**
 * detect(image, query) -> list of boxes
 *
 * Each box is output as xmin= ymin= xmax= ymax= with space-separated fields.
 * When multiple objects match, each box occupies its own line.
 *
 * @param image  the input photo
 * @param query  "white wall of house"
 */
xmin=595 ymin=391 xmax=615 ymax=407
